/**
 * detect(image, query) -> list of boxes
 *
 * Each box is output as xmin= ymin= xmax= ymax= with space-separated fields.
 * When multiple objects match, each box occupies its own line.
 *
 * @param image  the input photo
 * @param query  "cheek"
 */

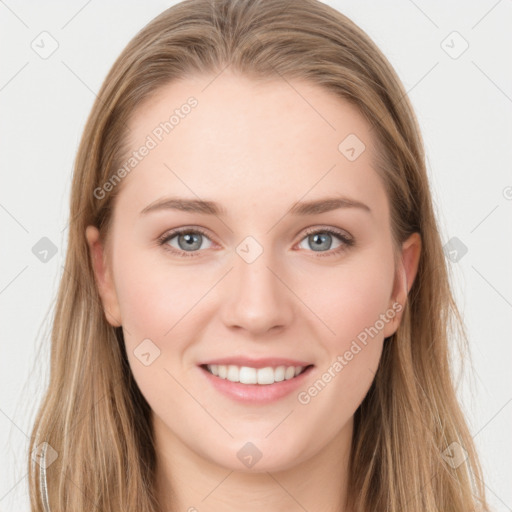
xmin=113 ymin=249 xmax=206 ymax=340
xmin=299 ymin=249 xmax=396 ymax=346
xmin=112 ymin=251 xmax=203 ymax=410
xmin=299 ymin=250 xmax=394 ymax=420
xmin=292 ymin=248 xmax=394 ymax=410
xmin=294 ymin=265 xmax=392 ymax=442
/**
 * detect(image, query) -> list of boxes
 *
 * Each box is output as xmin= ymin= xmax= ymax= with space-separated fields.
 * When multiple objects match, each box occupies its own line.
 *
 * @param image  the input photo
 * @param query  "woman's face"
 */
xmin=86 ymin=70 xmax=420 ymax=472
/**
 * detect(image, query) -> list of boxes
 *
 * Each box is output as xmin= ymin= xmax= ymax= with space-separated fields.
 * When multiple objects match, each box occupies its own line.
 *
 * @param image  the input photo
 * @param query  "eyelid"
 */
xmin=301 ymin=225 xmax=353 ymax=242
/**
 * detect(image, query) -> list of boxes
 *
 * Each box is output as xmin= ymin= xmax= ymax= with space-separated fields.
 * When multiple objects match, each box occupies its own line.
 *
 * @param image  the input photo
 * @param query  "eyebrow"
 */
xmin=139 ymin=196 xmax=371 ymax=217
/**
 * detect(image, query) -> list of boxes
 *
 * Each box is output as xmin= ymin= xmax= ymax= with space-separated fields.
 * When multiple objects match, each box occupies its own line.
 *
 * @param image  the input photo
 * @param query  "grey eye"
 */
xmin=168 ymin=231 xmax=212 ymax=252
xmin=298 ymin=232 xmax=343 ymax=252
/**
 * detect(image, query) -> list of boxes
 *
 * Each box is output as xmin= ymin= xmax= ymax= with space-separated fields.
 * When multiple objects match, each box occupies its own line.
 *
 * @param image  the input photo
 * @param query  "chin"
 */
xmin=204 ymin=438 xmax=310 ymax=474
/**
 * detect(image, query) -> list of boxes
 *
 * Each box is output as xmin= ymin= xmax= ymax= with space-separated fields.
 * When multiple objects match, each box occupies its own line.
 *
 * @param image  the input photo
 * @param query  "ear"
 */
xmin=382 ymin=232 xmax=421 ymax=338
xmin=85 ymin=225 xmax=122 ymax=327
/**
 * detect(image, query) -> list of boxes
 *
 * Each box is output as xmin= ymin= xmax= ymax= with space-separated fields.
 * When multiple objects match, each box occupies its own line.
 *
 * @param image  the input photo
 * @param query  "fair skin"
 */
xmin=86 ymin=70 xmax=420 ymax=512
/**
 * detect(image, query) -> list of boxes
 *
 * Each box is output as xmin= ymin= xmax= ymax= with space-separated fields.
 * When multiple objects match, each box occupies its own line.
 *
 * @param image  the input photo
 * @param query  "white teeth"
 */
xmin=285 ymin=366 xmax=295 ymax=380
xmin=227 ymin=365 xmax=239 ymax=382
xmin=273 ymin=366 xmax=285 ymax=382
xmin=257 ymin=367 xmax=275 ymax=385
xmin=239 ymin=366 xmax=257 ymax=384
xmin=205 ymin=364 xmax=306 ymax=385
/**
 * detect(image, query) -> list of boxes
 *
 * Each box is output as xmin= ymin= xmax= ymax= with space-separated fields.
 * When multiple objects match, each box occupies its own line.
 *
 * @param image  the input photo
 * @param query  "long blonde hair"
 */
xmin=27 ymin=1 xmax=489 ymax=510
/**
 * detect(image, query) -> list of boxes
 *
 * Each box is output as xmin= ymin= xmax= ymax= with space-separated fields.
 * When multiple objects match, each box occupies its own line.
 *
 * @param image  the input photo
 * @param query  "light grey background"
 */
xmin=1 ymin=1 xmax=511 ymax=510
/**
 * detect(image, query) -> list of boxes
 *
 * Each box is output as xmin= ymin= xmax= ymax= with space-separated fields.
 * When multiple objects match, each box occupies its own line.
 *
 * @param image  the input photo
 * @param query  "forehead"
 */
xmin=116 ymin=70 xmax=388 ymax=220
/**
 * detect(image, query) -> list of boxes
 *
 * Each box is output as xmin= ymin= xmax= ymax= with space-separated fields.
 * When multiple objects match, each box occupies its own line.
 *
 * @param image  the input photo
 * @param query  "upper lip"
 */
xmin=198 ymin=357 xmax=314 ymax=369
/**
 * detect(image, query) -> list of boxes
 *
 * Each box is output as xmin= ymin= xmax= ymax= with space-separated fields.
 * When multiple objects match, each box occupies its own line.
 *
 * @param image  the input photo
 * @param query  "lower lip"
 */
xmin=198 ymin=365 xmax=314 ymax=403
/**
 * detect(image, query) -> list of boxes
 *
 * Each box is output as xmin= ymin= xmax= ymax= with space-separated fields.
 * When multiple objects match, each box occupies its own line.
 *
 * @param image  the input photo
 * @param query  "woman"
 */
xmin=28 ymin=0 xmax=490 ymax=510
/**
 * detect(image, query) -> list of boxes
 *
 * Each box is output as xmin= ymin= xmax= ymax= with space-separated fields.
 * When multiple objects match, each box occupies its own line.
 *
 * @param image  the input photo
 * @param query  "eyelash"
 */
xmin=157 ymin=226 xmax=354 ymax=258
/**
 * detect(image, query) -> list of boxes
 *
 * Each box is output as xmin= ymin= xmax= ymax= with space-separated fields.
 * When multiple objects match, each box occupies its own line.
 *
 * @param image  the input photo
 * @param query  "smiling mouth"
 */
xmin=201 ymin=363 xmax=314 ymax=385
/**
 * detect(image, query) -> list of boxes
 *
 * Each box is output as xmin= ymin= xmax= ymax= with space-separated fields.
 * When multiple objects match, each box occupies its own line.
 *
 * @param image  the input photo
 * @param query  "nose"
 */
xmin=219 ymin=245 xmax=294 ymax=336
